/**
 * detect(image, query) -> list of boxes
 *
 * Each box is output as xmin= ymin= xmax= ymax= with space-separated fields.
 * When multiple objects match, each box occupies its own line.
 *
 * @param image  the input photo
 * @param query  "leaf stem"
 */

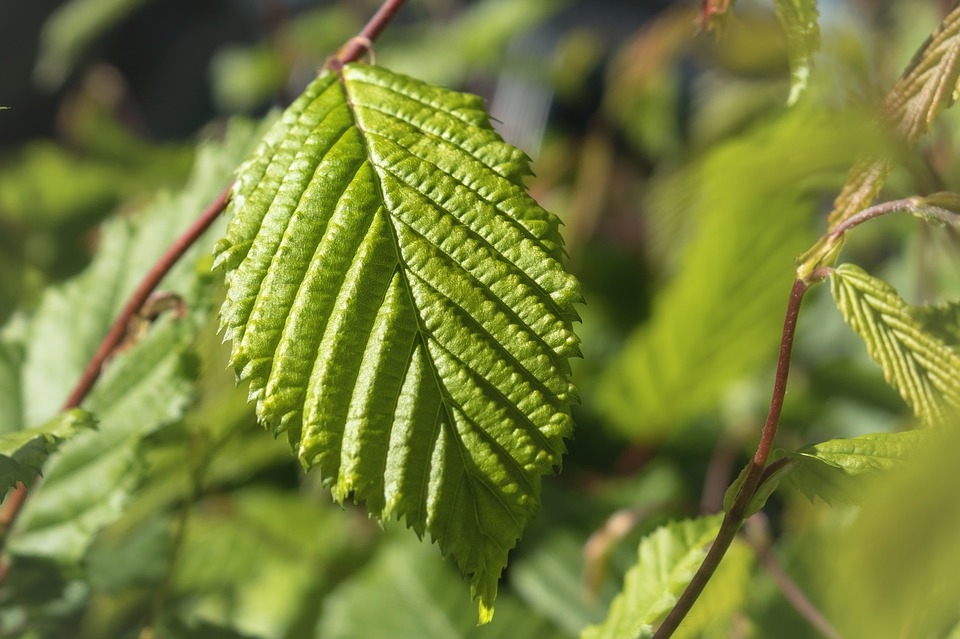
xmin=653 ymin=278 xmax=808 ymax=639
xmin=328 ymin=0 xmax=408 ymax=69
xmin=827 ymin=196 xmax=925 ymax=239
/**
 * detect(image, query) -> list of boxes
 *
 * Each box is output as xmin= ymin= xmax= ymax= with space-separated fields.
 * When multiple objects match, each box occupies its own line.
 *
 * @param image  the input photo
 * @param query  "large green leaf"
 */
xmin=214 ymin=63 xmax=581 ymax=617
xmin=830 ymin=264 xmax=960 ymax=424
xmin=581 ymin=515 xmax=723 ymax=639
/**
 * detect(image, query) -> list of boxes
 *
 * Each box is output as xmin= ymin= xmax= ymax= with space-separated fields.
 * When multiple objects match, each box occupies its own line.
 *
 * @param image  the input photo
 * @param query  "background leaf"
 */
xmin=215 ymin=63 xmax=581 ymax=617
xmin=0 ymin=408 xmax=96 ymax=500
xmin=581 ymin=514 xmax=723 ymax=639
xmin=830 ymin=263 xmax=960 ymax=424
xmin=596 ymin=107 xmax=870 ymax=439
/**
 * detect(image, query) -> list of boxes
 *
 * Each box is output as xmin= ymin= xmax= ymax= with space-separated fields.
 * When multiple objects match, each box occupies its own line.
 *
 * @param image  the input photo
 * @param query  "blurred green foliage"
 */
xmin=1 ymin=0 xmax=960 ymax=637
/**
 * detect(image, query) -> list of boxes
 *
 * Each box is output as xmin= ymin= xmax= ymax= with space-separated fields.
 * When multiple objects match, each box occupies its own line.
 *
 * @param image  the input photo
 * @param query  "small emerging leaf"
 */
xmin=828 ymin=4 xmax=960 ymax=229
xmin=581 ymin=515 xmax=723 ymax=639
xmin=830 ymin=264 xmax=960 ymax=424
xmin=0 ymin=408 xmax=96 ymax=500
xmin=215 ymin=63 xmax=581 ymax=617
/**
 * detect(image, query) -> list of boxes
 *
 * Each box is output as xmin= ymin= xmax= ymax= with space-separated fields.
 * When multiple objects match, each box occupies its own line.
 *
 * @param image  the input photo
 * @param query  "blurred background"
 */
xmin=2 ymin=1 xmax=960 ymax=637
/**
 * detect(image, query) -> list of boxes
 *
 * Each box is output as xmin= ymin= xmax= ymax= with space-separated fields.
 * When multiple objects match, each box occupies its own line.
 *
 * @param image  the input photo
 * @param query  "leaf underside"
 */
xmin=214 ymin=63 xmax=580 ymax=617
xmin=830 ymin=264 xmax=960 ymax=424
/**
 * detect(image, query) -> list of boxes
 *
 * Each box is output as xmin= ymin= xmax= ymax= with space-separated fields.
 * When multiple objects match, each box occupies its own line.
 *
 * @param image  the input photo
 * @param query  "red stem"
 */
xmin=329 ymin=0 xmax=408 ymax=69
xmin=653 ymin=278 xmax=808 ymax=638
xmin=0 ymin=185 xmax=231 ymax=535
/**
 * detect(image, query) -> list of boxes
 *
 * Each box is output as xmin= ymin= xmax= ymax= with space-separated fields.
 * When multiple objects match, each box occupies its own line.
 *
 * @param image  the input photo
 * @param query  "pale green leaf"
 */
xmin=597 ymin=108 xmax=868 ymax=438
xmin=5 ymin=120 xmax=266 ymax=563
xmin=773 ymin=0 xmax=820 ymax=105
xmin=0 ymin=339 xmax=24 ymax=434
xmin=318 ymin=533 xmax=566 ymax=639
xmin=672 ymin=538 xmax=753 ymax=639
xmin=581 ymin=514 xmax=723 ymax=639
xmin=830 ymin=264 xmax=960 ymax=424
xmin=215 ymin=63 xmax=581 ymax=617
xmin=785 ymin=430 xmax=927 ymax=504
xmin=0 ymin=408 xmax=96 ymax=500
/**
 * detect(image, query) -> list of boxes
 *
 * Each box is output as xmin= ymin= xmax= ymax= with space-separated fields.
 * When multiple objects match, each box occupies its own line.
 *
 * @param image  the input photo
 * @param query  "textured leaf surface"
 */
xmin=773 ymin=0 xmax=820 ymax=104
xmin=0 ymin=408 xmax=96 ymax=500
xmin=830 ymin=264 xmax=960 ymax=424
xmin=596 ymin=109 xmax=868 ymax=437
xmin=581 ymin=515 xmax=723 ymax=639
xmin=214 ymin=63 xmax=580 ymax=616
xmin=827 ymin=4 xmax=960 ymax=229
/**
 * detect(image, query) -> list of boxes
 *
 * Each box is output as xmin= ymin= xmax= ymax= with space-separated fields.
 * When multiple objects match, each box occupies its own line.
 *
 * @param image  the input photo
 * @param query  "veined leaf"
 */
xmin=214 ymin=63 xmax=581 ymax=618
xmin=830 ymin=264 xmax=960 ymax=424
xmin=0 ymin=408 xmax=96 ymax=500
xmin=581 ymin=515 xmax=723 ymax=639
xmin=827 ymin=4 xmax=960 ymax=229
xmin=773 ymin=0 xmax=820 ymax=105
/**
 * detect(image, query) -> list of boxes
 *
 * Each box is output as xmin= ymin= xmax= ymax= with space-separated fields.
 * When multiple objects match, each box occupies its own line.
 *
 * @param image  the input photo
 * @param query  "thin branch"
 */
xmin=0 ymin=185 xmax=231 ymax=541
xmin=328 ymin=0 xmax=408 ymax=70
xmin=653 ymin=278 xmax=808 ymax=639
xmin=745 ymin=514 xmax=844 ymax=639
xmin=60 ymin=185 xmax=232 ymax=412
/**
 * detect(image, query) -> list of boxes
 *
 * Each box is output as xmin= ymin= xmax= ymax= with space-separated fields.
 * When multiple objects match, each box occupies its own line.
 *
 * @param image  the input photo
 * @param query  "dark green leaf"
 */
xmin=215 ymin=63 xmax=581 ymax=618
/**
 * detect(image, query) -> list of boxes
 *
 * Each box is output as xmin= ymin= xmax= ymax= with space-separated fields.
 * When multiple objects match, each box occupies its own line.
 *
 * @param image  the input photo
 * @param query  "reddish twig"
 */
xmin=745 ymin=514 xmax=844 ymax=639
xmin=653 ymin=278 xmax=809 ymax=638
xmin=0 ymin=185 xmax=231 ymax=538
xmin=328 ymin=0 xmax=408 ymax=70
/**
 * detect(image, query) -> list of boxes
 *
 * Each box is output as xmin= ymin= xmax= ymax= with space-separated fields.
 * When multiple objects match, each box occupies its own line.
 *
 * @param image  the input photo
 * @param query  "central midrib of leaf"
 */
xmin=215 ymin=63 xmax=580 ymax=614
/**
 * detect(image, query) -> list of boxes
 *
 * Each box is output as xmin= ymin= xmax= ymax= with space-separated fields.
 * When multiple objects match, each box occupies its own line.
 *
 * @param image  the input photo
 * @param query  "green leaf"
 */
xmin=318 ymin=533 xmax=566 ymax=639
xmin=215 ymin=63 xmax=581 ymax=618
xmin=773 ymin=0 xmax=820 ymax=105
xmin=830 ymin=264 xmax=960 ymax=424
xmin=581 ymin=515 xmax=723 ymax=639
xmin=672 ymin=538 xmax=753 ymax=639
xmin=785 ymin=430 xmax=927 ymax=504
xmin=0 ymin=409 xmax=96 ymax=500
xmin=597 ymin=107 xmax=868 ymax=438
xmin=5 ymin=120 xmax=266 ymax=564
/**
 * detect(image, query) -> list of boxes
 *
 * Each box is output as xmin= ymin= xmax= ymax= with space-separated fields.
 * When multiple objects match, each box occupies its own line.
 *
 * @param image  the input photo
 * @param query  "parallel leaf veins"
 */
xmin=214 ymin=63 xmax=580 ymax=618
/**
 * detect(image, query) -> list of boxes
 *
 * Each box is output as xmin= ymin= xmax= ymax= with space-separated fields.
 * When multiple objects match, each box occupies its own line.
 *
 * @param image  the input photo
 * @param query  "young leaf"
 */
xmin=773 ymin=0 xmax=820 ymax=105
xmin=785 ymin=430 xmax=927 ymax=503
xmin=827 ymin=4 xmax=960 ymax=229
xmin=581 ymin=514 xmax=723 ymax=639
xmin=0 ymin=408 xmax=96 ymax=500
xmin=215 ymin=63 xmax=581 ymax=618
xmin=830 ymin=264 xmax=960 ymax=424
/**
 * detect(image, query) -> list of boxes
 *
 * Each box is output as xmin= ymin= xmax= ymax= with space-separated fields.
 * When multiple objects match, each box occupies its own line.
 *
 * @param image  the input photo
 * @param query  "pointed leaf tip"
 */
xmin=215 ymin=63 xmax=580 ymax=616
